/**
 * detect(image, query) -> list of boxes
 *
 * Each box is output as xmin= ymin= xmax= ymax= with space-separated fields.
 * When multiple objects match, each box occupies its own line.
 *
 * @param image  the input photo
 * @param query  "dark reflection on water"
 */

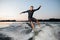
xmin=28 ymin=37 xmax=33 ymax=40
xmin=0 ymin=33 xmax=12 ymax=40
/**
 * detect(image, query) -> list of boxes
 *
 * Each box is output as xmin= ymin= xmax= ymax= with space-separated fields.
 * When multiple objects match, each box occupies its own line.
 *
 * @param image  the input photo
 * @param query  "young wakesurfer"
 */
xmin=20 ymin=5 xmax=41 ymax=30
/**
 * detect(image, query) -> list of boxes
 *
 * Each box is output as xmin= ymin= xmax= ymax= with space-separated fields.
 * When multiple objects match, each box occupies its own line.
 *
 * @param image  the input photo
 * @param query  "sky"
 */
xmin=0 ymin=0 xmax=60 ymax=20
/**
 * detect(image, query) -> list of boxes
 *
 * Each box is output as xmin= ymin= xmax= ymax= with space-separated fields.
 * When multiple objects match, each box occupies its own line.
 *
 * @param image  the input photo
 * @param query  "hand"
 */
xmin=39 ymin=5 xmax=41 ymax=7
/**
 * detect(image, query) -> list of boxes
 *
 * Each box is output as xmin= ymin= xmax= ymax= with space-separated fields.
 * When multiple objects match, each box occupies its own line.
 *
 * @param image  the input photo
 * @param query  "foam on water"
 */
xmin=0 ymin=22 xmax=60 ymax=40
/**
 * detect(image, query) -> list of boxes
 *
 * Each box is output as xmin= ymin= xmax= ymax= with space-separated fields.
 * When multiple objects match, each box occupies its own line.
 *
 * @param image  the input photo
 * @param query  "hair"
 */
xmin=30 ymin=6 xmax=34 ymax=8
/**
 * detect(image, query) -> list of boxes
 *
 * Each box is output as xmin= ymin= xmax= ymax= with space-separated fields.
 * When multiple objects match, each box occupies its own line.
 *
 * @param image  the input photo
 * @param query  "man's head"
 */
xmin=29 ymin=6 xmax=34 ymax=10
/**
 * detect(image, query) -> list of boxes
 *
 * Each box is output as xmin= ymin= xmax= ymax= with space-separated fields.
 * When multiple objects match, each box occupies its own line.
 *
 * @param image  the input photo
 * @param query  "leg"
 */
xmin=36 ymin=20 xmax=40 ymax=27
xmin=31 ymin=17 xmax=40 ymax=27
xmin=30 ymin=21 xmax=35 ymax=30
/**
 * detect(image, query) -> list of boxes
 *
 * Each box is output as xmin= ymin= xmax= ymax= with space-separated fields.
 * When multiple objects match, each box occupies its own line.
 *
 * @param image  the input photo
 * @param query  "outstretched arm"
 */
xmin=34 ymin=5 xmax=41 ymax=11
xmin=20 ymin=10 xmax=28 ymax=14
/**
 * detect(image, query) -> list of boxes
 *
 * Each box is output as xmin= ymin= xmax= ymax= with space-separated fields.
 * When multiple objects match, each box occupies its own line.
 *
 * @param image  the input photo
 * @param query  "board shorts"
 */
xmin=28 ymin=17 xmax=37 ymax=22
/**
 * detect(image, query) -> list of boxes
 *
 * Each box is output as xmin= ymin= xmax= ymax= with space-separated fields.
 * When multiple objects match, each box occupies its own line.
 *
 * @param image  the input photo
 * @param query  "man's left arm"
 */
xmin=34 ymin=5 xmax=41 ymax=11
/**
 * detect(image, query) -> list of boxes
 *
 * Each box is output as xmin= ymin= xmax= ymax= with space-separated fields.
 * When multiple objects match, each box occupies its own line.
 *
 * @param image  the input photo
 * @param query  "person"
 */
xmin=20 ymin=5 xmax=41 ymax=30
